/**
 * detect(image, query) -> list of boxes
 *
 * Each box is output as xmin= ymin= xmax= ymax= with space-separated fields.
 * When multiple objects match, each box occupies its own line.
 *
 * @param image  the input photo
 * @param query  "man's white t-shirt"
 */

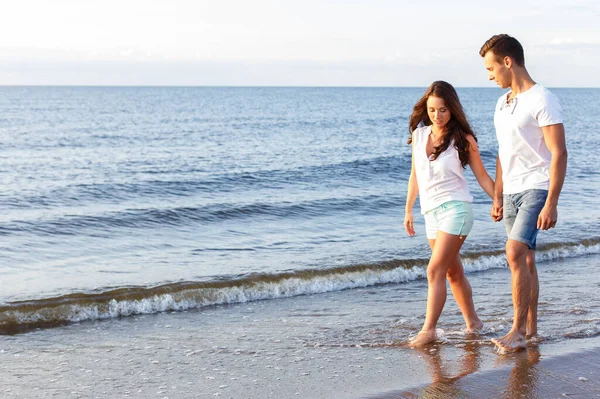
xmin=494 ymin=83 xmax=563 ymax=194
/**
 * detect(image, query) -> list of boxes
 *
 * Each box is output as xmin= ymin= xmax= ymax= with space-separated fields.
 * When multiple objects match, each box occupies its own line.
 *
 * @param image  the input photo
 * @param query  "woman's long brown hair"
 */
xmin=408 ymin=81 xmax=476 ymax=168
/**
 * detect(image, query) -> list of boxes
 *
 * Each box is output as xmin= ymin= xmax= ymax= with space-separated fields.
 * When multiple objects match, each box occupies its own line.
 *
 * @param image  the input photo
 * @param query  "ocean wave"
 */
xmin=1 ymin=155 xmax=408 ymax=210
xmin=0 ymin=194 xmax=402 ymax=235
xmin=2 ymin=237 xmax=599 ymax=335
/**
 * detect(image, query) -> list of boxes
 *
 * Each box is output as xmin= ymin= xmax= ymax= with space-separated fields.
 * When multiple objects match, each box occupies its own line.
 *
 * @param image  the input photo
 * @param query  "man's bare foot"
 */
xmin=409 ymin=329 xmax=437 ymax=348
xmin=491 ymin=330 xmax=527 ymax=352
xmin=526 ymin=333 xmax=541 ymax=344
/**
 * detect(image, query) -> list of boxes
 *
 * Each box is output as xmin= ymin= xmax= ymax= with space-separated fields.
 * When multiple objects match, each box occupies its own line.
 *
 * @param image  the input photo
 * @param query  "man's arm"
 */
xmin=538 ymin=123 xmax=568 ymax=230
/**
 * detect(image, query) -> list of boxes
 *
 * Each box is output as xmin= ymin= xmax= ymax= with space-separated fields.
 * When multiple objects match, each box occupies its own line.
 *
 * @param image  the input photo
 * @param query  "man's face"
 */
xmin=484 ymin=51 xmax=511 ymax=89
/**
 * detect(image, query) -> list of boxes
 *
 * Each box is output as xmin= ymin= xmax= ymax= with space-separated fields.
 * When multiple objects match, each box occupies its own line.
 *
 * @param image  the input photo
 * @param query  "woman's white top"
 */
xmin=412 ymin=125 xmax=473 ymax=214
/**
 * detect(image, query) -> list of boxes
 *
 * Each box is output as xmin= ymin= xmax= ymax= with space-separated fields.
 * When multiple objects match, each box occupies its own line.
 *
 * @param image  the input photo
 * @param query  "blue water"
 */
xmin=0 ymin=86 xmax=599 ymax=332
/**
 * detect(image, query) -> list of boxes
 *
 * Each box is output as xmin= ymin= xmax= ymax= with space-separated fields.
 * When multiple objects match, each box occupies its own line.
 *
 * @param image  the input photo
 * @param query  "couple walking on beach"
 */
xmin=403 ymin=34 xmax=568 ymax=352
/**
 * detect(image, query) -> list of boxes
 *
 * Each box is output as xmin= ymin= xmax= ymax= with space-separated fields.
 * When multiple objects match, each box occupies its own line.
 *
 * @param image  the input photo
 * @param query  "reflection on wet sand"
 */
xmin=364 ymin=342 xmax=544 ymax=399
xmin=402 ymin=341 xmax=487 ymax=399
xmin=493 ymin=346 xmax=541 ymax=399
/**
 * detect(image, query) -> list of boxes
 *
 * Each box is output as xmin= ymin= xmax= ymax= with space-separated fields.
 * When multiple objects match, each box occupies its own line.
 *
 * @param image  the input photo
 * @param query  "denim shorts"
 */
xmin=503 ymin=189 xmax=548 ymax=250
xmin=423 ymin=200 xmax=474 ymax=240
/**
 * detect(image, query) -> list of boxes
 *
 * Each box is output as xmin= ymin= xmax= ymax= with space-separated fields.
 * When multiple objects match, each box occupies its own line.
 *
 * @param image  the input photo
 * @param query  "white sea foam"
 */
xmin=3 ymin=240 xmax=600 ymax=330
xmin=463 ymin=240 xmax=600 ymax=274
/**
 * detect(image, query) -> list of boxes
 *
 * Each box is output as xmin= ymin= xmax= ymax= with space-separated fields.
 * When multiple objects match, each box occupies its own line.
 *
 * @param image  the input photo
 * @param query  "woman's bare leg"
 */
xmin=446 ymin=255 xmax=483 ymax=331
xmin=410 ymin=231 xmax=469 ymax=347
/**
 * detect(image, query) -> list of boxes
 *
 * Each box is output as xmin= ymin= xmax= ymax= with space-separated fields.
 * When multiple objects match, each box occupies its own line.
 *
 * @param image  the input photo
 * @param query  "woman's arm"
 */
xmin=466 ymin=135 xmax=495 ymax=199
xmin=404 ymin=144 xmax=418 ymax=236
xmin=492 ymin=156 xmax=503 ymax=222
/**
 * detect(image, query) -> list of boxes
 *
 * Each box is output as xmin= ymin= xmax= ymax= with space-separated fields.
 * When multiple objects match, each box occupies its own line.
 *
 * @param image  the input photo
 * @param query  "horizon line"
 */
xmin=0 ymin=84 xmax=598 ymax=89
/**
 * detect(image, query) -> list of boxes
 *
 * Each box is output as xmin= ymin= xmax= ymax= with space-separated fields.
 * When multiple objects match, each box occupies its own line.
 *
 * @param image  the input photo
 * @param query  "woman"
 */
xmin=404 ymin=81 xmax=494 ymax=347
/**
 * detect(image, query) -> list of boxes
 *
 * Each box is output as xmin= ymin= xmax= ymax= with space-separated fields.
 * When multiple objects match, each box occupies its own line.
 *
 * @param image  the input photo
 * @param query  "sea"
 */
xmin=1 ymin=86 xmax=599 ymax=342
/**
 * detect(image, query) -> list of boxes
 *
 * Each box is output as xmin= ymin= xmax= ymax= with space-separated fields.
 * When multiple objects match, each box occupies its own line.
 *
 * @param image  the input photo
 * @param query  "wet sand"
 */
xmin=0 ymin=302 xmax=436 ymax=399
xmin=369 ymin=341 xmax=600 ymax=399
xmin=2 ymin=301 xmax=600 ymax=398
xmin=2 ymin=309 xmax=600 ymax=399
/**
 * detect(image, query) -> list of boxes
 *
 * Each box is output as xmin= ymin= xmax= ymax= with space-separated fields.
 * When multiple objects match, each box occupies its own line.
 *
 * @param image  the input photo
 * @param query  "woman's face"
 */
xmin=427 ymin=96 xmax=451 ymax=130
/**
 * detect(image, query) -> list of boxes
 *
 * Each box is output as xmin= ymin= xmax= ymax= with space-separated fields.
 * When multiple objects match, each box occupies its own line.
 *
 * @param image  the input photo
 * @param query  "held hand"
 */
xmin=537 ymin=204 xmax=557 ymax=230
xmin=490 ymin=198 xmax=503 ymax=222
xmin=491 ymin=206 xmax=503 ymax=222
xmin=404 ymin=212 xmax=416 ymax=236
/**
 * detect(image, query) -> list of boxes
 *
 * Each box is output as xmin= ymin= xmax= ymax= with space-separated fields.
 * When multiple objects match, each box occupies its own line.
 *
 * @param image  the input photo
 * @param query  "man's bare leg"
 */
xmin=447 ymin=255 xmax=483 ymax=331
xmin=409 ymin=232 xmax=467 ymax=348
xmin=526 ymin=250 xmax=538 ymax=337
xmin=491 ymin=239 xmax=531 ymax=351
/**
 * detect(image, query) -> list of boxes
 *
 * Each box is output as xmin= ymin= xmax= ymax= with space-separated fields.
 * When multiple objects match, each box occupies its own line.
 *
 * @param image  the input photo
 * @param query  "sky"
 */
xmin=1 ymin=0 xmax=598 ymax=87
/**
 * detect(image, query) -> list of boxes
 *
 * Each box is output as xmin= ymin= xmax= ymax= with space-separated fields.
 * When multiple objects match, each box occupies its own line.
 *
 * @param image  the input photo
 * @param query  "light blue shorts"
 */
xmin=503 ymin=189 xmax=548 ymax=250
xmin=423 ymin=200 xmax=474 ymax=240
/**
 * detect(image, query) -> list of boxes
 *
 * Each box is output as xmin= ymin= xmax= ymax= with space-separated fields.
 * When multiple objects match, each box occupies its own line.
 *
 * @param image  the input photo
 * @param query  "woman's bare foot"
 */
xmin=465 ymin=320 xmax=484 ymax=333
xmin=491 ymin=330 xmax=527 ymax=352
xmin=409 ymin=329 xmax=438 ymax=348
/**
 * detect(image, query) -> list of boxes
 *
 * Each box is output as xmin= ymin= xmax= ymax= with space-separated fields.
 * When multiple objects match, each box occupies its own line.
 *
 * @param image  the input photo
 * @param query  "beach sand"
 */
xmin=2 ymin=255 xmax=600 ymax=398
xmin=2 ymin=308 xmax=600 ymax=399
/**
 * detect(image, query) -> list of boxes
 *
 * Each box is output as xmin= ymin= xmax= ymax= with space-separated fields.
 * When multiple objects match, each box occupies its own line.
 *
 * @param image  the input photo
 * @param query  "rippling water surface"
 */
xmin=0 ymin=86 xmax=599 ymax=334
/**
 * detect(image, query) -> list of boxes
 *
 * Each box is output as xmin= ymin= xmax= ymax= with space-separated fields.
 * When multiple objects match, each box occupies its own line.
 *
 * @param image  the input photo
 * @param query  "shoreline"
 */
xmin=3 ymin=321 xmax=600 ymax=398
xmin=2 ymin=253 xmax=600 ymax=398
xmin=2 ymin=298 xmax=600 ymax=398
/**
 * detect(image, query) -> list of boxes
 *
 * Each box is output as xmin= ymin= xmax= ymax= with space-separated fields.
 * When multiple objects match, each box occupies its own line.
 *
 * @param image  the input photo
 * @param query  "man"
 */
xmin=480 ymin=34 xmax=568 ymax=351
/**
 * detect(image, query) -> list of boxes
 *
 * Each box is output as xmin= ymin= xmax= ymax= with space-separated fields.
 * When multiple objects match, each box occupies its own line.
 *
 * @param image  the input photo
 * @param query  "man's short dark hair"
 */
xmin=479 ymin=34 xmax=525 ymax=66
